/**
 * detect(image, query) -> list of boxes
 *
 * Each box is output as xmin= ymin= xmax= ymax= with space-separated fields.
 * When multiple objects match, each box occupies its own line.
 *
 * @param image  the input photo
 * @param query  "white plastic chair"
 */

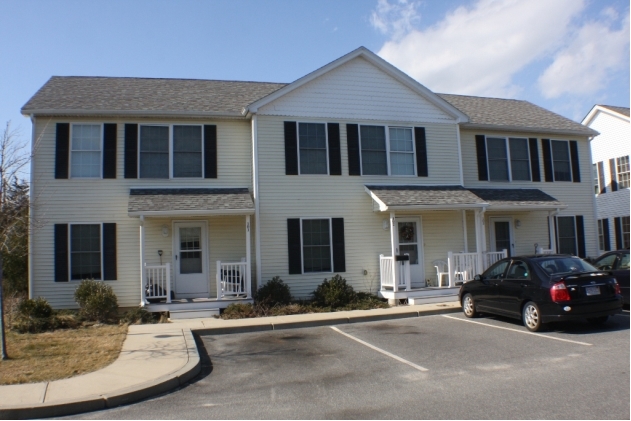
xmin=432 ymin=260 xmax=449 ymax=287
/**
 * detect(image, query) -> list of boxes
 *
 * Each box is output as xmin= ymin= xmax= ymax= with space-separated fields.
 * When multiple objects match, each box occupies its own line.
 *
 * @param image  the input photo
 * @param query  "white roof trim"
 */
xmin=21 ymin=109 xmax=244 ymax=119
xmin=486 ymin=204 xmax=567 ymax=211
xmin=364 ymin=186 xmax=487 ymax=212
xmin=461 ymin=123 xmax=598 ymax=138
xmin=582 ymin=105 xmax=630 ymax=126
xmin=244 ymin=47 xmax=469 ymax=123
xmin=129 ymin=209 xmax=255 ymax=217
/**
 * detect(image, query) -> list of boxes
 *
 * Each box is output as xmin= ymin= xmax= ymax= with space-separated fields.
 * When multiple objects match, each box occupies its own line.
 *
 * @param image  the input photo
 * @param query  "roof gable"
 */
xmin=582 ymin=104 xmax=630 ymax=126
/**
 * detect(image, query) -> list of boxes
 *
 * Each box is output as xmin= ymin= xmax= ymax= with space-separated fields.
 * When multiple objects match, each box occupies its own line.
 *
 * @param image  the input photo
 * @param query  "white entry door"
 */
xmin=489 ymin=217 xmax=514 ymax=257
xmin=174 ymin=222 xmax=208 ymax=297
xmin=397 ymin=217 xmax=425 ymax=288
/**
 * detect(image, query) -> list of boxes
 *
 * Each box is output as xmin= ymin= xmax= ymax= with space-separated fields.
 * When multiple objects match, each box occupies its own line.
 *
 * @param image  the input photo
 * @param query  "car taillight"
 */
xmin=613 ymin=281 xmax=621 ymax=295
xmin=550 ymin=281 xmax=571 ymax=302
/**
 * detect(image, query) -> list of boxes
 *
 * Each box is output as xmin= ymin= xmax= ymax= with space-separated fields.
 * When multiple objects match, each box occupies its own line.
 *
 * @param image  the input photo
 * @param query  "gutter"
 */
xmin=460 ymin=123 xmax=599 ymax=138
xmin=20 ymin=109 xmax=246 ymax=119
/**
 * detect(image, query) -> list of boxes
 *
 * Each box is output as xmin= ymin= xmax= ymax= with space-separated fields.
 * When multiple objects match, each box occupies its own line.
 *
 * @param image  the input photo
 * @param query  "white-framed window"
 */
xmin=616 ymin=155 xmax=630 ymax=189
xmin=70 ymin=223 xmax=102 ymax=281
xmin=593 ymin=163 xmax=599 ymax=194
xmin=597 ymin=219 xmax=605 ymax=251
xmin=138 ymin=124 xmax=204 ymax=179
xmin=622 ymin=216 xmax=630 ymax=249
xmin=551 ymin=140 xmax=572 ymax=181
xmin=70 ymin=124 xmax=102 ymax=178
xmin=485 ymin=137 xmax=530 ymax=181
xmin=298 ymin=122 xmax=328 ymax=175
xmin=359 ymin=125 xmax=416 ymax=176
xmin=301 ymin=218 xmax=333 ymax=273
xmin=556 ymin=216 xmax=577 ymax=255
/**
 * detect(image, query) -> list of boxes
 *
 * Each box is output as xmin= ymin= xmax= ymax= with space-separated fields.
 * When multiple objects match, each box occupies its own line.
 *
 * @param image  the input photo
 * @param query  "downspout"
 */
xmin=251 ymin=114 xmax=262 ymax=288
xmin=28 ymin=115 xmax=36 ymax=299
xmin=455 ymin=119 xmax=464 ymax=186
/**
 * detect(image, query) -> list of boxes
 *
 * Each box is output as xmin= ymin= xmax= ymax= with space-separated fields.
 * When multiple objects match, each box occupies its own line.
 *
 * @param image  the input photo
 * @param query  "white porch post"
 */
xmin=474 ymin=209 xmax=484 ymax=273
xmin=246 ymin=215 xmax=252 ymax=299
xmin=462 ymin=210 xmax=468 ymax=253
xmin=139 ymin=215 xmax=147 ymax=306
xmin=390 ymin=212 xmax=398 ymax=292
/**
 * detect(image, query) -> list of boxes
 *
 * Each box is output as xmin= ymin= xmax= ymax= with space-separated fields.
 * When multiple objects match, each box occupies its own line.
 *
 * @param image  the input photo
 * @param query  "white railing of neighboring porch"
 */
xmin=447 ymin=250 xmax=508 ymax=287
xmin=217 ymin=258 xmax=252 ymax=299
xmin=485 ymin=250 xmax=507 ymax=268
xmin=144 ymin=263 xmax=171 ymax=303
xmin=379 ymin=254 xmax=411 ymax=291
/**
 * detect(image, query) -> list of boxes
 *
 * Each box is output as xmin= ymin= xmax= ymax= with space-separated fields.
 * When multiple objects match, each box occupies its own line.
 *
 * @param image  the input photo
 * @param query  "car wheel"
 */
xmin=586 ymin=316 xmax=609 ymax=325
xmin=462 ymin=293 xmax=478 ymax=318
xmin=522 ymin=301 xmax=544 ymax=332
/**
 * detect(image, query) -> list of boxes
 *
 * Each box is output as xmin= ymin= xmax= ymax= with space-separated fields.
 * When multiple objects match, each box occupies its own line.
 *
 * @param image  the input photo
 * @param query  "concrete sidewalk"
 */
xmin=0 ymin=301 xmax=460 ymax=419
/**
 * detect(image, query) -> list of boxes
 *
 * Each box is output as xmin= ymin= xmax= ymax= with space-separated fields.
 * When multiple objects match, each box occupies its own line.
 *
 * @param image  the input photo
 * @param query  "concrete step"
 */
xmin=408 ymin=294 xmax=459 ymax=306
xmin=169 ymin=308 xmax=220 ymax=320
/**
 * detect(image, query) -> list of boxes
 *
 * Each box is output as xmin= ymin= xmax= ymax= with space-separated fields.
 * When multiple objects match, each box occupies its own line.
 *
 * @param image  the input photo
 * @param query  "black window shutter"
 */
xmin=575 ymin=216 xmax=586 ymax=258
xmin=284 ymin=122 xmax=298 ymax=175
xmin=614 ymin=217 xmax=623 ymax=249
xmin=327 ymin=123 xmax=342 ymax=175
xmin=528 ymin=138 xmax=540 ymax=181
xmin=569 ymin=141 xmax=580 ymax=182
xmin=102 ymin=124 xmax=117 ymax=179
xmin=609 ymin=158 xmax=618 ymax=191
xmin=55 ymin=123 xmax=70 ymax=179
xmin=287 ymin=219 xmax=302 ymax=274
xmin=598 ymin=161 xmax=606 ymax=194
xmin=415 ymin=127 xmax=428 ymax=177
xmin=124 ymin=124 xmax=138 ymax=179
xmin=542 ymin=139 xmax=553 ymax=182
xmin=102 ymin=223 xmax=117 ymax=281
xmin=553 ymin=217 xmax=558 ymax=252
xmin=332 ymin=218 xmax=346 ymax=273
xmin=346 ymin=124 xmax=361 ymax=176
xmin=204 ymin=125 xmax=217 ymax=178
xmin=602 ymin=218 xmax=611 ymax=251
xmin=54 ymin=224 xmax=69 ymax=282
xmin=475 ymin=135 xmax=488 ymax=181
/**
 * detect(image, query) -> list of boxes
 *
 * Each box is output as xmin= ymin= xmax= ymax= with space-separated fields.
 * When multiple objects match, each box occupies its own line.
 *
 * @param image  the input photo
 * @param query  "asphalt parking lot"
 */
xmin=76 ymin=311 xmax=629 ymax=420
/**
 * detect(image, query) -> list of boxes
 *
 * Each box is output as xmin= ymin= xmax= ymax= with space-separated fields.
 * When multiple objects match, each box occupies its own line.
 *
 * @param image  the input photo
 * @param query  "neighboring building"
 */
xmin=22 ymin=47 xmax=599 ymax=313
xmin=582 ymin=105 xmax=630 ymax=253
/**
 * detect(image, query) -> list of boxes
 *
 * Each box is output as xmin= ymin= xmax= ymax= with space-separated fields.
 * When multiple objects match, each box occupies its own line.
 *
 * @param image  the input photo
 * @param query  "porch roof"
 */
xmin=468 ymin=188 xmax=566 ymax=211
xmin=365 ymin=185 xmax=487 ymax=211
xmin=128 ymin=188 xmax=255 ymax=217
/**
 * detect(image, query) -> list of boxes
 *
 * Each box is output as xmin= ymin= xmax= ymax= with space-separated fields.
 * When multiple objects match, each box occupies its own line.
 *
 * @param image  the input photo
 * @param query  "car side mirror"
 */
xmin=474 ymin=274 xmax=482 ymax=281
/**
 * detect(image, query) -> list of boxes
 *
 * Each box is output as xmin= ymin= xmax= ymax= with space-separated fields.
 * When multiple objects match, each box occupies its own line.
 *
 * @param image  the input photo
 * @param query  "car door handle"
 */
xmin=520 ymin=283 xmax=528 ymax=288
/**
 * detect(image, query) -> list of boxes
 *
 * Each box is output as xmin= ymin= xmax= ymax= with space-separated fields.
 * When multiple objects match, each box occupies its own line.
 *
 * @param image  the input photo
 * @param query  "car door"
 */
xmin=498 ymin=260 xmax=533 ymax=317
xmin=613 ymin=252 xmax=630 ymax=304
xmin=475 ymin=260 xmax=509 ymax=311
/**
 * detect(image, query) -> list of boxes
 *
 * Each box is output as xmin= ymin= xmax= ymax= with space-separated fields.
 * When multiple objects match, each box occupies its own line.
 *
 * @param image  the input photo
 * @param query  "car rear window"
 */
xmin=534 ymin=257 xmax=597 ymax=275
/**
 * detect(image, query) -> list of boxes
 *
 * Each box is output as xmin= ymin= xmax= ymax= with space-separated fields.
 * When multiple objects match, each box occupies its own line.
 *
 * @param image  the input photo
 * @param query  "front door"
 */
xmin=490 ymin=218 xmax=514 ymax=257
xmin=174 ymin=222 xmax=208 ymax=298
xmin=397 ymin=218 xmax=425 ymax=288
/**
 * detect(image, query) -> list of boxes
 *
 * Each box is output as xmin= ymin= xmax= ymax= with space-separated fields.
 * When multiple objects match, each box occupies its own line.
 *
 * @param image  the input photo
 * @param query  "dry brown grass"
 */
xmin=0 ymin=324 xmax=127 ymax=385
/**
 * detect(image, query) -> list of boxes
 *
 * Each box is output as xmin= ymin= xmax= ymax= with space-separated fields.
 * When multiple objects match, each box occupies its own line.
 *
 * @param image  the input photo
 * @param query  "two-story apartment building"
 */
xmin=22 ymin=47 xmax=599 ymax=314
xmin=582 ymin=105 xmax=630 ymax=254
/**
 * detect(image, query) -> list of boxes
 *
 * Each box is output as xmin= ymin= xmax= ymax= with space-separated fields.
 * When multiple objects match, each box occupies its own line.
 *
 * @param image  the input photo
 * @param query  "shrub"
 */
xmin=121 ymin=307 xmax=155 ymax=325
xmin=74 ymin=279 xmax=119 ymax=323
xmin=11 ymin=297 xmax=54 ymax=333
xmin=312 ymin=275 xmax=357 ymax=309
xmin=254 ymin=276 xmax=291 ymax=307
xmin=221 ymin=303 xmax=256 ymax=319
xmin=50 ymin=310 xmax=81 ymax=330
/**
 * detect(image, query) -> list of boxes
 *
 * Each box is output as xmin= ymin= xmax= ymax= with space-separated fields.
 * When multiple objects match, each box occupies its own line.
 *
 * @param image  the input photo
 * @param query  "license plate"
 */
xmin=585 ymin=286 xmax=600 ymax=296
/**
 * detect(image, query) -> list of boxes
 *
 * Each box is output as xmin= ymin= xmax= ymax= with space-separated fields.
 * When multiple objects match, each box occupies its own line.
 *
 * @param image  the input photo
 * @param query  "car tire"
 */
xmin=462 ymin=293 xmax=478 ymax=318
xmin=522 ymin=301 xmax=544 ymax=332
xmin=586 ymin=316 xmax=608 ymax=325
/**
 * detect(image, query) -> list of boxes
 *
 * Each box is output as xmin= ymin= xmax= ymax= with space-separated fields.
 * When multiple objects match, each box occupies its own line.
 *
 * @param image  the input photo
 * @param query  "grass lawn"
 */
xmin=0 ymin=324 xmax=127 ymax=385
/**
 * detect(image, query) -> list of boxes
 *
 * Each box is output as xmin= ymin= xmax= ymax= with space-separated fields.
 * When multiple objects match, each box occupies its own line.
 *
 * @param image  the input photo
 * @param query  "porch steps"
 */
xmin=408 ymin=294 xmax=459 ymax=306
xmin=169 ymin=308 xmax=220 ymax=320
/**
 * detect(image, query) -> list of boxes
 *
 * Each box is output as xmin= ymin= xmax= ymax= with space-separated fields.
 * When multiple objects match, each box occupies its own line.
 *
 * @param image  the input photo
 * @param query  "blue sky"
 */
xmin=1 ymin=0 xmax=629 ymax=152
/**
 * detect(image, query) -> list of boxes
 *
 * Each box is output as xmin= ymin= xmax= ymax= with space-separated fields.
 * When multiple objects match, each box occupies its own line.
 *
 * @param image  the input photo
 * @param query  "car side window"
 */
xmin=618 ymin=253 xmax=630 ymax=270
xmin=484 ymin=261 xmax=509 ymax=280
xmin=507 ymin=261 xmax=530 ymax=280
xmin=594 ymin=254 xmax=617 ymax=271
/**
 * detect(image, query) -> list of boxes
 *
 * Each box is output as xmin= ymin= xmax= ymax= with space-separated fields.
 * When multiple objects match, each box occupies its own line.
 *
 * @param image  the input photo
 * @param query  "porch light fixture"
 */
xmin=161 ymin=225 xmax=169 ymax=237
xmin=515 ymin=220 xmax=521 ymax=228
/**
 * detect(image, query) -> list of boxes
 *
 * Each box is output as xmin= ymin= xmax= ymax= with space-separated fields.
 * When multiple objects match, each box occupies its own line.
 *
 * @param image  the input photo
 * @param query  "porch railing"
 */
xmin=144 ymin=263 xmax=171 ymax=303
xmin=379 ymin=254 xmax=410 ymax=292
xmin=217 ymin=259 xmax=251 ymax=299
xmin=485 ymin=250 xmax=508 ymax=268
xmin=447 ymin=252 xmax=478 ymax=287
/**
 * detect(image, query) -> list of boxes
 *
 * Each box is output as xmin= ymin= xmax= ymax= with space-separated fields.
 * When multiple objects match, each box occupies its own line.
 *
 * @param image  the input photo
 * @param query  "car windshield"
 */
xmin=533 ymin=257 xmax=597 ymax=276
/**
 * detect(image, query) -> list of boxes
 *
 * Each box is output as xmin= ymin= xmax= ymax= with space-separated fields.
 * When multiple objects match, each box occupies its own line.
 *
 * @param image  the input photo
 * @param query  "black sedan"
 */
xmin=459 ymin=255 xmax=623 ymax=332
xmin=590 ymin=250 xmax=630 ymax=306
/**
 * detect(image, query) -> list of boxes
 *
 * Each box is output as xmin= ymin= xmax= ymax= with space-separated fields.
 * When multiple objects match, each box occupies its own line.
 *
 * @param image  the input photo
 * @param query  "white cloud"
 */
xmin=370 ymin=0 xmax=421 ymax=40
xmin=538 ymin=12 xmax=630 ymax=99
xmin=374 ymin=0 xmax=586 ymax=97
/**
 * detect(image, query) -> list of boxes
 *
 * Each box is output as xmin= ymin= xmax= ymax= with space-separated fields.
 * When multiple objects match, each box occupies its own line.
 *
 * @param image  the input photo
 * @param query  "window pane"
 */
xmin=173 ymin=125 xmax=202 ymax=178
xmin=140 ymin=126 xmax=169 ymax=178
xmin=617 ymin=156 xmax=630 ymax=189
xmin=557 ymin=216 xmax=577 ymax=255
xmin=593 ymin=164 xmax=599 ymax=194
xmin=360 ymin=126 xmax=387 ymax=175
xmin=302 ymin=219 xmax=331 ymax=273
xmin=389 ymin=128 xmax=414 ymax=175
xmin=71 ymin=224 xmax=101 ymax=280
xmin=487 ymin=138 xmax=509 ymax=181
xmin=622 ymin=216 xmax=630 ymax=249
xmin=71 ymin=124 xmax=101 ymax=178
xmin=299 ymin=123 xmax=327 ymax=174
xmin=551 ymin=140 xmax=571 ymax=181
xmin=509 ymin=138 xmax=530 ymax=181
xmin=597 ymin=219 xmax=605 ymax=251
xmin=484 ymin=261 xmax=508 ymax=279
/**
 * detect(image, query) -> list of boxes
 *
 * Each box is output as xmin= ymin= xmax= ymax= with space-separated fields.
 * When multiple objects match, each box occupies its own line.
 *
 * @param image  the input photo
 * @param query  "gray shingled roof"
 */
xmin=468 ymin=188 xmax=564 ymax=209
xmin=22 ymin=76 xmax=286 ymax=116
xmin=600 ymin=105 xmax=630 ymax=117
xmin=438 ymin=93 xmax=597 ymax=136
xmin=128 ymin=188 xmax=254 ymax=215
xmin=366 ymin=185 xmax=486 ymax=208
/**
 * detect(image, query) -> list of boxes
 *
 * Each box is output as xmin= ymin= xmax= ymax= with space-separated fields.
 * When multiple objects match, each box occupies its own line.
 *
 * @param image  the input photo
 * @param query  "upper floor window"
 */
xmin=551 ymin=140 xmax=572 ymax=181
xmin=486 ymin=137 xmax=531 ymax=181
xmin=298 ymin=123 xmax=328 ymax=175
xmin=593 ymin=164 xmax=599 ymax=194
xmin=173 ymin=126 xmax=203 ymax=178
xmin=71 ymin=124 xmax=101 ymax=178
xmin=139 ymin=126 xmax=169 ymax=178
xmin=359 ymin=125 xmax=415 ymax=176
xmin=616 ymin=155 xmax=630 ymax=189
xmin=138 ymin=125 xmax=204 ymax=179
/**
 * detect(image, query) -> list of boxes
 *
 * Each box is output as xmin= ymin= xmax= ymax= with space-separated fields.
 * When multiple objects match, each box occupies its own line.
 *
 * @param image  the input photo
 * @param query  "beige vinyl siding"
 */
xmin=460 ymin=129 xmax=599 ymax=257
xmin=30 ymin=117 xmax=254 ymax=308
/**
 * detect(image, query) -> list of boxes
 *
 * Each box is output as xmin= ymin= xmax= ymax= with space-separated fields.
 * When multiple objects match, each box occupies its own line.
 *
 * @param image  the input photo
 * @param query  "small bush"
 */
xmin=74 ymin=279 xmax=119 ymax=323
xmin=121 ymin=307 xmax=156 ymax=325
xmin=17 ymin=297 xmax=53 ymax=319
xmin=312 ymin=275 xmax=357 ymax=309
xmin=221 ymin=303 xmax=256 ymax=319
xmin=254 ymin=276 xmax=292 ymax=308
xmin=50 ymin=311 xmax=81 ymax=330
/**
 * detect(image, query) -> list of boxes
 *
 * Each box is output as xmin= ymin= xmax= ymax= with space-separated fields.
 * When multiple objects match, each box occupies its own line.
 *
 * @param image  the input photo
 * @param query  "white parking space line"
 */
xmin=330 ymin=326 xmax=429 ymax=372
xmin=441 ymin=315 xmax=593 ymax=346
